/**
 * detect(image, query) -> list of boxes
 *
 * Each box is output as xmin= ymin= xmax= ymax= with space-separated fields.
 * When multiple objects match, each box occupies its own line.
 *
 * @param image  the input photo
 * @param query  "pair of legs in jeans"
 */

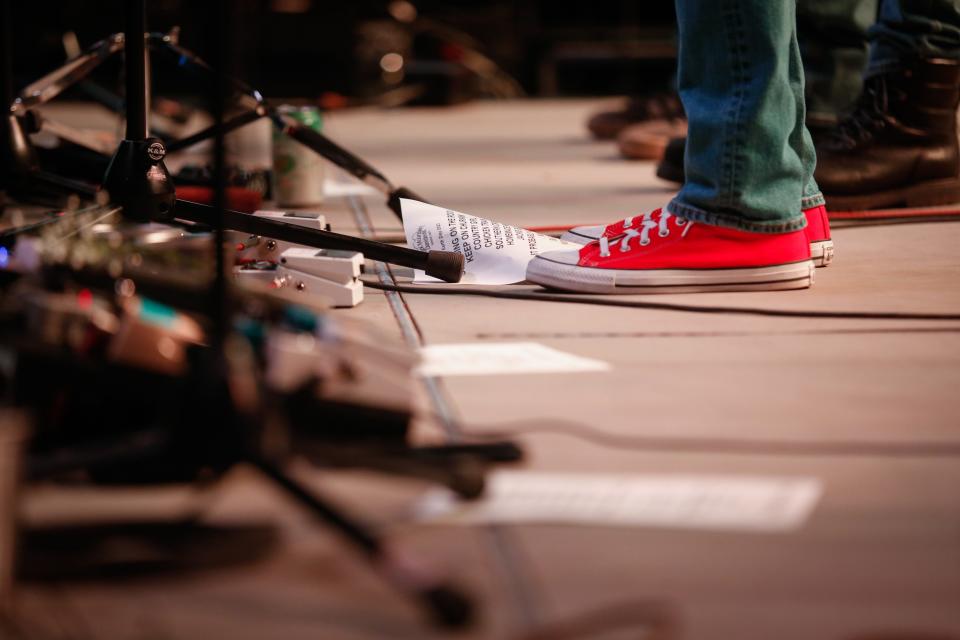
xmin=526 ymin=0 xmax=960 ymax=294
xmin=678 ymin=0 xmax=959 ymax=231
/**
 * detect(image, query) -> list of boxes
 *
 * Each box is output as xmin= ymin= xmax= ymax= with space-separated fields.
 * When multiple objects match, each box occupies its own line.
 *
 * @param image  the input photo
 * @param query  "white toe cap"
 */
xmin=560 ymin=225 xmax=603 ymax=245
xmin=533 ymin=248 xmax=583 ymax=266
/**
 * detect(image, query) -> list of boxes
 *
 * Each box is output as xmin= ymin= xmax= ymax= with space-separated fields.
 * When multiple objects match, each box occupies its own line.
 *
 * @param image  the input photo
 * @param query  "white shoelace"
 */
xmin=599 ymin=211 xmax=691 ymax=257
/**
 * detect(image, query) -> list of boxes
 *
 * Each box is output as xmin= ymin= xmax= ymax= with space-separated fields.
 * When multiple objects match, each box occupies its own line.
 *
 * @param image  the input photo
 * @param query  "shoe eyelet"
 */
xmin=658 ymin=229 xmax=669 ymax=238
xmin=675 ymin=218 xmax=687 ymax=226
xmin=639 ymin=239 xmax=651 ymax=246
xmin=620 ymin=246 xmax=631 ymax=252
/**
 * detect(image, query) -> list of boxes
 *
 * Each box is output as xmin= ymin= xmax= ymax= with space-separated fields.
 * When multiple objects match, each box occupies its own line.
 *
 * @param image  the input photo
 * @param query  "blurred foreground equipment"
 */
xmin=0 ymin=0 xmax=521 ymax=630
xmin=0 ymin=200 xmax=522 ymax=629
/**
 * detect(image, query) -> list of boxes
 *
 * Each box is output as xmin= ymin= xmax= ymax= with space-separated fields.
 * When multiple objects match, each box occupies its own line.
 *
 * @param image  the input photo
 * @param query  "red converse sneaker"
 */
xmin=562 ymin=204 xmax=834 ymax=267
xmin=528 ymin=209 xmax=814 ymax=294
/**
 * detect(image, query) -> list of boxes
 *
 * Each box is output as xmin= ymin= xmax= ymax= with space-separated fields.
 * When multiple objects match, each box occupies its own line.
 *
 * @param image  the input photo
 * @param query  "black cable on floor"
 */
xmin=361 ymin=279 xmax=960 ymax=322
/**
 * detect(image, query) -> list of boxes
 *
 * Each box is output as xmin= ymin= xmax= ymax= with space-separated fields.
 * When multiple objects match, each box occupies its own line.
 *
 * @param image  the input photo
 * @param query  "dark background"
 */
xmin=8 ymin=0 xmax=678 ymax=103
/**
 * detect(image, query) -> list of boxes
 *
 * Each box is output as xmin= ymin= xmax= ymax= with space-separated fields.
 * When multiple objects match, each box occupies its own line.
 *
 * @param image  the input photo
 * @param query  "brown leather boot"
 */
xmin=815 ymin=58 xmax=960 ymax=211
xmin=586 ymin=93 xmax=684 ymax=140
xmin=617 ymin=118 xmax=688 ymax=160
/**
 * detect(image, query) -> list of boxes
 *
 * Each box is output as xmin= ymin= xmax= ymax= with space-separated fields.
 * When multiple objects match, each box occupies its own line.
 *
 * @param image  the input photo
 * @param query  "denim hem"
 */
xmin=667 ymin=199 xmax=808 ymax=234
xmin=801 ymin=192 xmax=826 ymax=208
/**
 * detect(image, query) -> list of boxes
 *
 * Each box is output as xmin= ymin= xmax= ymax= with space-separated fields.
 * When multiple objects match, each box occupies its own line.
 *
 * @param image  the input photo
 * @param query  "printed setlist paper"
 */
xmin=401 ymin=199 xmax=579 ymax=284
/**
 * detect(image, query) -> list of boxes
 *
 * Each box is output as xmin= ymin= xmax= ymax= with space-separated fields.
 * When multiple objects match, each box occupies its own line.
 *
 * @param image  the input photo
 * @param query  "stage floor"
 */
xmin=16 ymin=100 xmax=960 ymax=639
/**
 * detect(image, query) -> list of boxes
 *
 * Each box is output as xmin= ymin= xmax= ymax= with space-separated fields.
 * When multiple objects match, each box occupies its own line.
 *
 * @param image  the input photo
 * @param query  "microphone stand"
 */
xmin=199 ymin=1 xmax=472 ymax=626
xmin=7 ymin=27 xmax=424 ymax=221
xmin=3 ymin=26 xmax=461 ymax=281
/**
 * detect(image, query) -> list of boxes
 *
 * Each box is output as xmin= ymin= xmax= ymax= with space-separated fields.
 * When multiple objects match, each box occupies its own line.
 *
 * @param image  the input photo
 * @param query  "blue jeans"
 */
xmin=799 ymin=0 xmax=879 ymax=120
xmin=867 ymin=0 xmax=960 ymax=74
xmin=668 ymin=0 xmax=822 ymax=233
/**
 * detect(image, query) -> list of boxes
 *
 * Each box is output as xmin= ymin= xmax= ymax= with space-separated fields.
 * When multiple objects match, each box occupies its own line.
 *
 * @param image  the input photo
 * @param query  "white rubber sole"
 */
xmin=526 ymin=257 xmax=816 ymax=294
xmin=563 ymin=228 xmax=835 ymax=268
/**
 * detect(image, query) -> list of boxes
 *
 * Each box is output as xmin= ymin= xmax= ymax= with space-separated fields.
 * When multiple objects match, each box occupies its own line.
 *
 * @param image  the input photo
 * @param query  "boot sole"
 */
xmin=824 ymin=177 xmax=960 ymax=211
xmin=526 ymin=258 xmax=815 ymax=295
xmin=561 ymin=230 xmax=835 ymax=269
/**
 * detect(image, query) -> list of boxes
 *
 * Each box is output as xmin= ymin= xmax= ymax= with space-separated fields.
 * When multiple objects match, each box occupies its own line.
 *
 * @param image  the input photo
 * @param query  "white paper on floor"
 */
xmin=413 ymin=471 xmax=823 ymax=532
xmin=400 ymin=199 xmax=580 ymax=284
xmin=416 ymin=342 xmax=610 ymax=377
